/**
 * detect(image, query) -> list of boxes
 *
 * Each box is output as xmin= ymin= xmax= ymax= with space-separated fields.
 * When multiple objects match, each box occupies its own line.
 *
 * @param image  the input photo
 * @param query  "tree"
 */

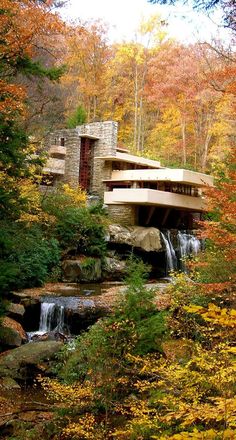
xmin=144 ymin=42 xmax=235 ymax=171
xmin=66 ymin=105 xmax=87 ymax=128
xmin=0 ymin=0 xmax=65 ymax=301
xmin=62 ymin=20 xmax=111 ymax=122
xmin=104 ymin=15 xmax=169 ymax=151
xmin=0 ymin=0 xmax=64 ymax=217
xmin=148 ymin=0 xmax=236 ymax=32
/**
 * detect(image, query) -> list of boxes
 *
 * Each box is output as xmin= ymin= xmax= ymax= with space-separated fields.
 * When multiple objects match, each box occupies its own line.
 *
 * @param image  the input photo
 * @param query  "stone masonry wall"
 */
xmin=63 ymin=130 xmax=81 ymax=188
xmin=45 ymin=122 xmax=118 ymax=193
xmin=45 ymin=129 xmax=81 ymax=188
xmin=107 ymin=205 xmax=137 ymax=226
xmin=76 ymin=121 xmax=118 ymax=197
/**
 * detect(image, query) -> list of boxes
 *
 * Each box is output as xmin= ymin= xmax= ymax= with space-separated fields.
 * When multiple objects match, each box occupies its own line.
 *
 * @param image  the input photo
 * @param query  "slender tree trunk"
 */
xmin=137 ymin=95 xmax=143 ymax=152
xmin=134 ymin=63 xmax=138 ymax=150
xmin=181 ymin=117 xmax=187 ymax=166
xmin=93 ymin=95 xmax=97 ymax=121
xmin=201 ymin=131 xmax=212 ymax=172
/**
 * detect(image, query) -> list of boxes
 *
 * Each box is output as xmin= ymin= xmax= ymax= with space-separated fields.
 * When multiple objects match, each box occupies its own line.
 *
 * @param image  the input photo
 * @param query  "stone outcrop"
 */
xmin=6 ymin=303 xmax=25 ymax=321
xmin=108 ymin=224 xmax=163 ymax=252
xmin=0 ymin=341 xmax=63 ymax=380
xmin=62 ymin=257 xmax=102 ymax=282
xmin=103 ymin=256 xmax=127 ymax=280
xmin=62 ymin=259 xmax=81 ymax=282
xmin=0 ymin=317 xmax=27 ymax=349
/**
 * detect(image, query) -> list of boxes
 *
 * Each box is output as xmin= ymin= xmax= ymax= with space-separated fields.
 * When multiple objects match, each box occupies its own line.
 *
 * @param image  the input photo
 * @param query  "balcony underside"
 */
xmin=104 ymin=188 xmax=206 ymax=211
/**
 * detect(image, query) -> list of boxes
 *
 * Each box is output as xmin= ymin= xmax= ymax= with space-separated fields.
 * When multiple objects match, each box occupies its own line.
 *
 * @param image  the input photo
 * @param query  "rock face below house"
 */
xmin=103 ymin=256 xmax=127 ymax=280
xmin=0 ymin=341 xmax=63 ymax=380
xmin=62 ymin=257 xmax=102 ymax=282
xmin=108 ymin=225 xmax=163 ymax=252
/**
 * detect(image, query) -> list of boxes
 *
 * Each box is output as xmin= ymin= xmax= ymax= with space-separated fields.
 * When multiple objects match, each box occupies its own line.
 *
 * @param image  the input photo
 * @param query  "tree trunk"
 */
xmin=181 ymin=117 xmax=187 ymax=166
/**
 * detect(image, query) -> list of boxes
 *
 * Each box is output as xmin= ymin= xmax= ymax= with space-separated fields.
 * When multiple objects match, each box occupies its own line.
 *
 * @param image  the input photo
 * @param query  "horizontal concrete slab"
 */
xmin=104 ymin=188 xmax=206 ymax=211
xmin=43 ymin=158 xmax=65 ymax=175
xmin=105 ymin=168 xmax=213 ymax=187
xmin=95 ymin=152 xmax=161 ymax=169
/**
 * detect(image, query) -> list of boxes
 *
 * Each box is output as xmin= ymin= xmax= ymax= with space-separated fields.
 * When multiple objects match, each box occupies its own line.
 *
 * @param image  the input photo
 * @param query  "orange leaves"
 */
xmin=0 ymin=80 xmax=26 ymax=117
xmin=0 ymin=0 xmax=63 ymax=61
xmin=0 ymin=0 xmax=64 ymax=119
xmin=62 ymin=20 xmax=111 ymax=121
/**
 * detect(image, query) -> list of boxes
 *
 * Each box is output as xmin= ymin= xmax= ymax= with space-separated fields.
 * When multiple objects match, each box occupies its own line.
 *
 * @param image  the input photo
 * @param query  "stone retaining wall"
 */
xmin=107 ymin=205 xmax=137 ymax=226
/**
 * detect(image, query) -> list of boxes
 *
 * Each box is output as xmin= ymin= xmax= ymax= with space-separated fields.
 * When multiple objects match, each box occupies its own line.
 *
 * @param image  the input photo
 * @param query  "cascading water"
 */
xmin=39 ymin=302 xmax=65 ymax=333
xmin=161 ymin=230 xmax=201 ymax=274
xmin=27 ymin=302 xmax=65 ymax=341
xmin=161 ymin=231 xmax=178 ymax=274
xmin=177 ymin=231 xmax=201 ymax=272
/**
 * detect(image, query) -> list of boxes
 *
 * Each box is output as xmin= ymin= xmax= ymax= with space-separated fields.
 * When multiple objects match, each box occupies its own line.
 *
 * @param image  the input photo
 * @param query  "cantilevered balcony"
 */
xmin=104 ymin=188 xmax=207 ymax=211
xmin=105 ymin=168 xmax=213 ymax=187
xmin=95 ymin=152 xmax=162 ymax=169
xmin=43 ymin=158 xmax=65 ymax=175
xmin=49 ymin=145 xmax=66 ymax=158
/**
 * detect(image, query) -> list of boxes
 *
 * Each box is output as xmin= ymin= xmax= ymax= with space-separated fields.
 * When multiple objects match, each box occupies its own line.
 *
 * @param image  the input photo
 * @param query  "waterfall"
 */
xmin=177 ymin=231 xmax=201 ymax=271
xmin=161 ymin=231 xmax=178 ymax=274
xmin=39 ymin=302 xmax=65 ymax=333
xmin=27 ymin=302 xmax=65 ymax=341
xmin=161 ymin=230 xmax=201 ymax=274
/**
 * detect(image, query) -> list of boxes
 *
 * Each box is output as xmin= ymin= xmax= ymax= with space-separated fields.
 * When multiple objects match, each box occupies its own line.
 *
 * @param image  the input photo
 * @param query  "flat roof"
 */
xmin=95 ymin=152 xmax=162 ymax=168
xmin=79 ymin=134 xmax=99 ymax=139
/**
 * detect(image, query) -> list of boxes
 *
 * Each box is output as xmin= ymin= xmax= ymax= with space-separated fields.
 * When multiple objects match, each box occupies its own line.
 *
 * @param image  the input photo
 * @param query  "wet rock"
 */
xmin=0 ymin=341 xmax=63 ymax=380
xmin=6 ymin=303 xmax=25 ymax=321
xmin=103 ymin=256 xmax=126 ymax=280
xmin=80 ymin=257 xmax=102 ymax=282
xmin=62 ymin=257 xmax=102 ymax=282
xmin=108 ymin=224 xmax=162 ymax=252
xmin=20 ymin=297 xmax=39 ymax=308
xmin=0 ymin=317 xmax=27 ymax=349
xmin=12 ymin=291 xmax=29 ymax=301
xmin=30 ymin=331 xmax=68 ymax=343
xmin=62 ymin=260 xmax=81 ymax=282
xmin=0 ymin=377 xmax=21 ymax=390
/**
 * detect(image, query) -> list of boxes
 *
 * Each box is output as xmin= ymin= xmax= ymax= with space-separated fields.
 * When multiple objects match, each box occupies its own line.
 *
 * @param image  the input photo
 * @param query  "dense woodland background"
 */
xmin=0 ymin=1 xmax=235 ymax=439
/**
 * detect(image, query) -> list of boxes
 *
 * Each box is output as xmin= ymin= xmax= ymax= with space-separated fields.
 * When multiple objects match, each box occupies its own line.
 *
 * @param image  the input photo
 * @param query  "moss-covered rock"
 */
xmin=0 ymin=341 xmax=62 ymax=380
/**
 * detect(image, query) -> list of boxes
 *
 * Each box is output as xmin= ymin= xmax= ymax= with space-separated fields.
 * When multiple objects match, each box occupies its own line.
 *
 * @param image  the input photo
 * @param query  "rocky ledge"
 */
xmin=108 ymin=224 xmax=163 ymax=252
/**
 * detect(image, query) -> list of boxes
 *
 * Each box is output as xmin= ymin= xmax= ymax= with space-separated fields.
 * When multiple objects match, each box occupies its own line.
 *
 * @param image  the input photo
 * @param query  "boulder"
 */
xmin=62 ymin=257 xmax=102 ymax=282
xmin=0 ymin=341 xmax=63 ymax=380
xmin=0 ymin=377 xmax=21 ymax=390
xmin=0 ymin=317 xmax=27 ymax=349
xmin=108 ymin=225 xmax=162 ymax=252
xmin=62 ymin=259 xmax=81 ymax=282
xmin=103 ymin=256 xmax=127 ymax=280
xmin=6 ymin=303 xmax=25 ymax=321
xmin=80 ymin=257 xmax=102 ymax=282
xmin=30 ymin=331 xmax=68 ymax=343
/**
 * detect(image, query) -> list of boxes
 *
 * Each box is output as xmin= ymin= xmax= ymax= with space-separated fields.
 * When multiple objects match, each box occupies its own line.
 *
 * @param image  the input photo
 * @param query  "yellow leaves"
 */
xmin=63 ymin=414 xmax=105 ymax=439
xmin=138 ymin=14 xmax=168 ymax=47
xmin=158 ymin=428 xmax=236 ymax=439
xmin=18 ymin=179 xmax=53 ymax=225
xmin=161 ymin=397 xmax=236 ymax=428
xmin=38 ymin=376 xmax=94 ymax=408
xmin=62 ymin=184 xmax=87 ymax=207
xmin=185 ymin=303 xmax=236 ymax=328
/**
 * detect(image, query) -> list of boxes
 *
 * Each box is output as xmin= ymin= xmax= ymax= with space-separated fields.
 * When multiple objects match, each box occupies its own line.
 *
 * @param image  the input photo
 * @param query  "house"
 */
xmin=43 ymin=121 xmax=213 ymax=229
